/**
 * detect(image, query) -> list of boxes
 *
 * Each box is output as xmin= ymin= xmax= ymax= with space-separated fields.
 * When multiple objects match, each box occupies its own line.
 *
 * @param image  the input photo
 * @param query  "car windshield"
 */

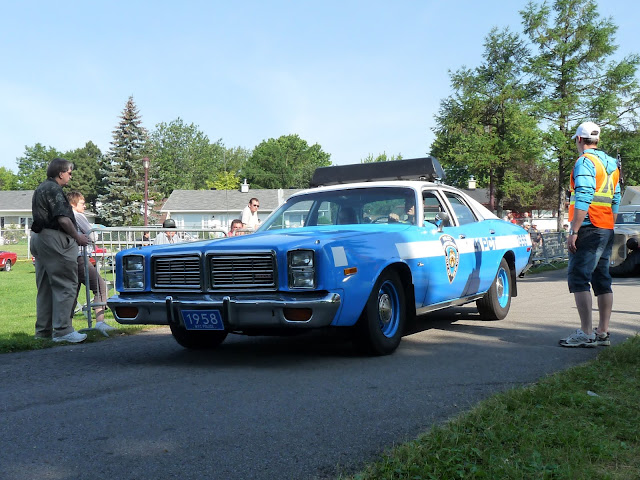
xmin=260 ymin=187 xmax=417 ymax=230
xmin=615 ymin=210 xmax=640 ymax=224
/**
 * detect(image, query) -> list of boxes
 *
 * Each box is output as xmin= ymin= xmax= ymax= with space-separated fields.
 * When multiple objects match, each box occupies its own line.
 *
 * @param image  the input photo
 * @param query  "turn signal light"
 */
xmin=115 ymin=307 xmax=138 ymax=319
xmin=283 ymin=308 xmax=312 ymax=321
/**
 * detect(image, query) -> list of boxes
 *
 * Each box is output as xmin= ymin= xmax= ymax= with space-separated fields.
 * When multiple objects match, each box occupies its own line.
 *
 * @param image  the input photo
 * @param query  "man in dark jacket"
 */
xmin=609 ymin=238 xmax=640 ymax=277
xmin=31 ymin=158 xmax=89 ymax=343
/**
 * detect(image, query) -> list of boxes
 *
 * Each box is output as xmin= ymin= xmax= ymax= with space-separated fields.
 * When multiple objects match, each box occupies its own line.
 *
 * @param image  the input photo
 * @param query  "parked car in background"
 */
xmin=612 ymin=205 xmax=640 ymax=267
xmin=1 ymin=251 xmax=18 ymax=271
xmin=108 ymin=158 xmax=532 ymax=355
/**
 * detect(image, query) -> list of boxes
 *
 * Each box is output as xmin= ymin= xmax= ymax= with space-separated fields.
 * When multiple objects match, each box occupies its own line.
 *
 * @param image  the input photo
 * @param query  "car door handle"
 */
xmin=489 ymin=229 xmax=496 ymax=234
xmin=458 ymin=234 xmax=466 ymax=239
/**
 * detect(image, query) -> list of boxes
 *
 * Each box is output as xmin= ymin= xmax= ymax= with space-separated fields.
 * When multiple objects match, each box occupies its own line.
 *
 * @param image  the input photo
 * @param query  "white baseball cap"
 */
xmin=571 ymin=121 xmax=601 ymax=140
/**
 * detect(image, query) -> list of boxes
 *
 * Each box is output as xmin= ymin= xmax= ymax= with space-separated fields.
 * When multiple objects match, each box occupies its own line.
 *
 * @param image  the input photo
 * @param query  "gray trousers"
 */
xmin=30 ymin=229 xmax=79 ymax=338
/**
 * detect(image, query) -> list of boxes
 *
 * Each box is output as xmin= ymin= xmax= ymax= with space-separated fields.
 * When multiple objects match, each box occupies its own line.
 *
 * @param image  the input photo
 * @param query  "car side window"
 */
xmin=443 ymin=192 xmax=477 ymax=225
xmin=422 ymin=191 xmax=448 ymax=225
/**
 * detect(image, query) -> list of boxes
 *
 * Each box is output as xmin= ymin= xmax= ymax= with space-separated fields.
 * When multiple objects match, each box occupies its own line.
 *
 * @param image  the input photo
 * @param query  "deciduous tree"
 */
xmin=242 ymin=135 xmax=331 ymax=189
xmin=65 ymin=141 xmax=103 ymax=207
xmin=0 ymin=167 xmax=18 ymax=190
xmin=149 ymin=118 xmax=222 ymax=197
xmin=15 ymin=144 xmax=63 ymax=189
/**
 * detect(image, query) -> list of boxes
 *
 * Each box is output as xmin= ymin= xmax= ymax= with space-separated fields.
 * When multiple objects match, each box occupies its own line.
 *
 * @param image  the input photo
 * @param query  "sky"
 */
xmin=1 ymin=0 xmax=638 ymax=173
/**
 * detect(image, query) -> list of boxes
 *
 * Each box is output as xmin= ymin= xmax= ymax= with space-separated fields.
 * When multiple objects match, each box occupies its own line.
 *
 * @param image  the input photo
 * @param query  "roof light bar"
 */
xmin=310 ymin=157 xmax=446 ymax=187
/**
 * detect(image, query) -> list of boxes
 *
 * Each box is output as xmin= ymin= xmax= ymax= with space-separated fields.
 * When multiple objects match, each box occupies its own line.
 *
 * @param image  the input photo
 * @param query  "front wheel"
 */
xmin=169 ymin=324 xmax=228 ymax=350
xmin=476 ymin=258 xmax=511 ymax=320
xmin=353 ymin=270 xmax=406 ymax=355
xmin=4 ymin=260 xmax=11 ymax=272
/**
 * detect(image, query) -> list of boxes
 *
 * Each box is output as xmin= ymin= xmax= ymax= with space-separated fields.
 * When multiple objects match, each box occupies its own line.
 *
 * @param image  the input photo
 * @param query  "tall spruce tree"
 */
xmin=521 ymin=0 xmax=640 ymax=228
xmin=97 ymin=97 xmax=149 ymax=226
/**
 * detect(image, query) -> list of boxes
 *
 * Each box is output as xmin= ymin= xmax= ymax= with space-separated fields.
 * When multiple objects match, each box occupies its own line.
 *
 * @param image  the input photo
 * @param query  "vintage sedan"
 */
xmin=108 ymin=158 xmax=532 ymax=355
xmin=611 ymin=205 xmax=640 ymax=266
xmin=1 ymin=251 xmax=18 ymax=271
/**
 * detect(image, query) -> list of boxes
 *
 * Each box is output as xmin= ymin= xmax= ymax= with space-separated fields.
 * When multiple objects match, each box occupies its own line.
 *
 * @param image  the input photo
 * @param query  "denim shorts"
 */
xmin=567 ymin=225 xmax=614 ymax=295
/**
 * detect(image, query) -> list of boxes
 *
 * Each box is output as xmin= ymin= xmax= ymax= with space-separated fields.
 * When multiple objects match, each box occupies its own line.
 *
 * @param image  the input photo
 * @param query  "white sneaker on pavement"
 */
xmin=52 ymin=331 xmax=87 ymax=343
xmin=559 ymin=329 xmax=596 ymax=348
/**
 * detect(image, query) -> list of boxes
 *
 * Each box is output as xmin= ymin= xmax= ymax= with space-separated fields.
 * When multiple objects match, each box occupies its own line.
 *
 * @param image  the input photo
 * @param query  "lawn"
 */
xmin=0 ymin=255 xmax=146 ymax=353
xmin=347 ymin=336 xmax=640 ymax=479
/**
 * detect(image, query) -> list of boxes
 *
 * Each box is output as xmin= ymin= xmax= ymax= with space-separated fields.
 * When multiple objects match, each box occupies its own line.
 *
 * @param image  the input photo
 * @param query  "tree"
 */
xmin=600 ymin=127 xmax=640 ymax=187
xmin=15 ymin=144 xmax=63 ymax=190
xmin=97 ymin=97 xmax=149 ymax=226
xmin=0 ymin=167 xmax=18 ymax=190
xmin=149 ymin=118 xmax=222 ymax=197
xmin=361 ymin=152 xmax=403 ymax=163
xmin=242 ymin=135 xmax=331 ymax=189
xmin=208 ymin=170 xmax=241 ymax=190
xmin=522 ymin=0 xmax=640 ymax=228
xmin=431 ymin=28 xmax=544 ymax=214
xmin=64 ymin=141 xmax=103 ymax=207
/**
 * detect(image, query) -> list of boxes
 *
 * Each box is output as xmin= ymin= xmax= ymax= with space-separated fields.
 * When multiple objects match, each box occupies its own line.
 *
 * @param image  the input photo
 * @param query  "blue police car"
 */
xmin=108 ymin=158 xmax=532 ymax=355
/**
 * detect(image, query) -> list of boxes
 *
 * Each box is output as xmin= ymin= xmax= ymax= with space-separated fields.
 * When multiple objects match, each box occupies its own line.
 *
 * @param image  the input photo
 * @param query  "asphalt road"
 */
xmin=1 ymin=269 xmax=639 ymax=480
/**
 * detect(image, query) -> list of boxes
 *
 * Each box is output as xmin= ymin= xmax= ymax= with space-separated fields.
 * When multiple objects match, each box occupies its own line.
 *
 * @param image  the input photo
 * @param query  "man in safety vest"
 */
xmin=560 ymin=122 xmax=621 ymax=348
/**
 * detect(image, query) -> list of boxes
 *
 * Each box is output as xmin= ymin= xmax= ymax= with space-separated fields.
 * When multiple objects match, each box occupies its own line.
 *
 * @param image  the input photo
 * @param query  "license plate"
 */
xmin=181 ymin=310 xmax=224 ymax=330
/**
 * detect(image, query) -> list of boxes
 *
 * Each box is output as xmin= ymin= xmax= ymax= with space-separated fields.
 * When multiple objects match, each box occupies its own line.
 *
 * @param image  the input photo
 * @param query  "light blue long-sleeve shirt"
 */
xmin=572 ymin=148 xmax=621 ymax=225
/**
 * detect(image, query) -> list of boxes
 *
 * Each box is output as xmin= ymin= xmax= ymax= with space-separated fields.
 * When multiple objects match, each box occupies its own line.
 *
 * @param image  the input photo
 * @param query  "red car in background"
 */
xmin=32 ymin=247 xmax=108 ymax=268
xmin=1 ymin=251 xmax=17 ymax=271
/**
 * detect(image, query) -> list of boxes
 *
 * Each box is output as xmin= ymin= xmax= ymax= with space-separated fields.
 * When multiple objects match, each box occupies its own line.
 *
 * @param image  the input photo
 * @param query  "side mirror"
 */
xmin=435 ymin=211 xmax=450 ymax=232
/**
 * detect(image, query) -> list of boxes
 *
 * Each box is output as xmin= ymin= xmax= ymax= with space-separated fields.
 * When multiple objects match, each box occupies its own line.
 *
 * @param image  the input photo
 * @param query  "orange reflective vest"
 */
xmin=569 ymin=152 xmax=619 ymax=229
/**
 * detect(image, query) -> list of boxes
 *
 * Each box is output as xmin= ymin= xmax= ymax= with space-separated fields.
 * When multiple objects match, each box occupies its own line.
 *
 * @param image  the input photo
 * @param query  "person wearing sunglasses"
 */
xmin=241 ymin=197 xmax=261 ymax=230
xmin=30 ymin=158 xmax=89 ymax=343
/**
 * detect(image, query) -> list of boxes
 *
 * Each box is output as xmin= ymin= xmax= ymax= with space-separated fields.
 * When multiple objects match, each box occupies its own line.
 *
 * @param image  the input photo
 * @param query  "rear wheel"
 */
xmin=354 ymin=270 xmax=406 ymax=355
xmin=476 ymin=258 xmax=511 ymax=320
xmin=4 ymin=260 xmax=11 ymax=272
xmin=169 ymin=324 xmax=228 ymax=349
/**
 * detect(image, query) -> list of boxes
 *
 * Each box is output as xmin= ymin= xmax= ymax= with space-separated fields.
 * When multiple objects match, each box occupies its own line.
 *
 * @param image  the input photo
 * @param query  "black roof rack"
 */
xmin=310 ymin=156 xmax=446 ymax=187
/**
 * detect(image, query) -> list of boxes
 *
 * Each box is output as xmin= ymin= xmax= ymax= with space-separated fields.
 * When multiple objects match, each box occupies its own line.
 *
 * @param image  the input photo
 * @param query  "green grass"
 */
xmin=0 ymin=257 xmax=148 ymax=354
xmin=1 ymin=239 xmax=30 ymax=258
xmin=346 ymin=337 xmax=640 ymax=479
xmin=525 ymin=260 xmax=569 ymax=275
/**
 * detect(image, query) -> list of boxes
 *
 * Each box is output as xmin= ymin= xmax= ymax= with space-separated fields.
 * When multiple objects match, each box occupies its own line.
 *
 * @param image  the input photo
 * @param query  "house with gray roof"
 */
xmin=0 ymin=190 xmax=34 ymax=242
xmin=160 ymin=188 xmax=301 ymax=231
xmin=0 ymin=190 xmax=98 ymax=243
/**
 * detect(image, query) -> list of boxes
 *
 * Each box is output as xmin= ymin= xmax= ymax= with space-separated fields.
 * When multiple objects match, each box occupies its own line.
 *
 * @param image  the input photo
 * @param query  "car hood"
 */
xmin=128 ymin=224 xmax=413 ymax=257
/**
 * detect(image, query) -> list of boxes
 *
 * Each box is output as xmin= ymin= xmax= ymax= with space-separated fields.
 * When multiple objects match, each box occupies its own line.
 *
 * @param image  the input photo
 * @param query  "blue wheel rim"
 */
xmin=496 ymin=267 xmax=509 ymax=308
xmin=377 ymin=280 xmax=400 ymax=338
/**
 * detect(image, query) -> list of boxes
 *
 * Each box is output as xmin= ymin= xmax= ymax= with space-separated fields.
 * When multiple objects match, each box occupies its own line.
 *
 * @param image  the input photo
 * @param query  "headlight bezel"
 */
xmin=123 ymin=254 xmax=145 ymax=290
xmin=288 ymin=249 xmax=315 ymax=289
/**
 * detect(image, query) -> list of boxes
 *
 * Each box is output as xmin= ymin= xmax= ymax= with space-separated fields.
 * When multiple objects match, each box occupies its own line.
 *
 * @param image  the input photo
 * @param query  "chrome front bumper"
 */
xmin=107 ymin=291 xmax=342 ymax=329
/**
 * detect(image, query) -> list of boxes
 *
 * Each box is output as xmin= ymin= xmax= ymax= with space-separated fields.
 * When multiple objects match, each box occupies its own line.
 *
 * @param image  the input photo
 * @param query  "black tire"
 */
xmin=169 ymin=324 xmax=228 ymax=350
xmin=353 ymin=270 xmax=406 ymax=355
xmin=4 ymin=260 xmax=11 ymax=272
xmin=476 ymin=257 xmax=511 ymax=320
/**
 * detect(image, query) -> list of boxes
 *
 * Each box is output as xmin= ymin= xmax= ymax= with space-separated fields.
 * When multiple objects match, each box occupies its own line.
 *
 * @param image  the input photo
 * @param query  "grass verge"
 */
xmin=0 ymin=258 xmax=149 ymax=354
xmin=347 ymin=335 xmax=640 ymax=479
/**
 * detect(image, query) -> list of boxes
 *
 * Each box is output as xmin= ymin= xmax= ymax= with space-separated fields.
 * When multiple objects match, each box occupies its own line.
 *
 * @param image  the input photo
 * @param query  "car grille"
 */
xmin=153 ymin=256 xmax=201 ymax=289
xmin=209 ymin=253 xmax=276 ymax=289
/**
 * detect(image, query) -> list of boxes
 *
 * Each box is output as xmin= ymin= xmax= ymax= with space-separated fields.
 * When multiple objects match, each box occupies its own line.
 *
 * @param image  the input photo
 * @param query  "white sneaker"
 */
xmin=95 ymin=321 xmax=116 ymax=332
xmin=559 ymin=329 xmax=596 ymax=348
xmin=52 ymin=331 xmax=87 ymax=343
